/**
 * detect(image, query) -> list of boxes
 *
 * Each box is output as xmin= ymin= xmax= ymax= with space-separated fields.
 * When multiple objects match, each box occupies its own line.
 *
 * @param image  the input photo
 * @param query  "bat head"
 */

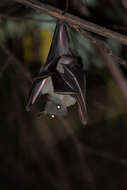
xmin=43 ymin=94 xmax=67 ymax=117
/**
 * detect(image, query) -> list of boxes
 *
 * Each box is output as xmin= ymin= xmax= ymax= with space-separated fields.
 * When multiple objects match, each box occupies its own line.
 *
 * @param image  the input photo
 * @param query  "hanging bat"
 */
xmin=26 ymin=20 xmax=87 ymax=125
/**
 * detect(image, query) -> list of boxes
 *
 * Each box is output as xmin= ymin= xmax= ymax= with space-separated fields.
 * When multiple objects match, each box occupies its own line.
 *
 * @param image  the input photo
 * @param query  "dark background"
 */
xmin=0 ymin=0 xmax=127 ymax=189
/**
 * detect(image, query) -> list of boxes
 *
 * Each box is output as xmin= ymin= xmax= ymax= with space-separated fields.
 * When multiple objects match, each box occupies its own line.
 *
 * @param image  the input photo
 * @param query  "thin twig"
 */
xmin=101 ymin=48 xmax=127 ymax=106
xmin=112 ymin=54 xmax=127 ymax=69
xmin=14 ymin=0 xmax=127 ymax=46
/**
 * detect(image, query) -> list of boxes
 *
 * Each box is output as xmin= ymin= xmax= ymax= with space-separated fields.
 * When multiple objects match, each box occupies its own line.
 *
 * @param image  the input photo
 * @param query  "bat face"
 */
xmin=41 ymin=77 xmax=76 ymax=118
xmin=43 ymin=94 xmax=67 ymax=117
xmin=26 ymin=21 xmax=87 ymax=125
xmin=39 ymin=94 xmax=76 ymax=119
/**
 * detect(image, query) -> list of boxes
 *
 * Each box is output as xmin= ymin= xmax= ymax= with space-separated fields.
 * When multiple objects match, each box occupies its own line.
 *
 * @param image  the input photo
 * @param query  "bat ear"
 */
xmin=45 ymin=21 xmax=72 ymax=65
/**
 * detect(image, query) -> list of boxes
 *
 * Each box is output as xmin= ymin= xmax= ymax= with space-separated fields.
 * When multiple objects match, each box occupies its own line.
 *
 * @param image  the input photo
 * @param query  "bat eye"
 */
xmin=51 ymin=114 xmax=55 ymax=118
xmin=57 ymin=104 xmax=61 ymax=110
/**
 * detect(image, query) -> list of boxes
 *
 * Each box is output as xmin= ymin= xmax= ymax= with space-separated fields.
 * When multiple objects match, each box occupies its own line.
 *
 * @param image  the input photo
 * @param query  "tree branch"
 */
xmin=14 ymin=0 xmax=127 ymax=46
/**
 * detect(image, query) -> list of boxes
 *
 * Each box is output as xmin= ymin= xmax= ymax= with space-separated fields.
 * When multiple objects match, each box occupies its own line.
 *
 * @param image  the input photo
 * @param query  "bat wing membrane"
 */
xmin=60 ymin=65 xmax=87 ymax=125
xmin=26 ymin=71 xmax=52 ymax=112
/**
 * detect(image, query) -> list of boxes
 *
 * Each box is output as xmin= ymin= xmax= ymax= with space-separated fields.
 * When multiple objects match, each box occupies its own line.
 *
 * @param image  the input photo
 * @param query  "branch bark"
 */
xmin=14 ymin=0 xmax=127 ymax=46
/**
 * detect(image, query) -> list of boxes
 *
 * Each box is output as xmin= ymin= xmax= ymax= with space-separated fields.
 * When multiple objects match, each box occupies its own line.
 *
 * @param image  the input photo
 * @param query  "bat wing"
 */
xmin=60 ymin=64 xmax=87 ymax=125
xmin=52 ymin=71 xmax=77 ymax=94
xmin=26 ymin=71 xmax=53 ymax=112
xmin=52 ymin=56 xmax=80 ymax=94
xmin=43 ymin=21 xmax=72 ymax=71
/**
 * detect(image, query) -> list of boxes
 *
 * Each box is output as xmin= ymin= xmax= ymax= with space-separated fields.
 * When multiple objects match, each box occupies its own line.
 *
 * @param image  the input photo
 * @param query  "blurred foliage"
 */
xmin=0 ymin=0 xmax=127 ymax=189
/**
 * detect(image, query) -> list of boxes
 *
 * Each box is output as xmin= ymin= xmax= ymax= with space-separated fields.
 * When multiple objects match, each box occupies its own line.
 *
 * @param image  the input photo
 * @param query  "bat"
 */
xmin=26 ymin=20 xmax=71 ymax=111
xmin=26 ymin=20 xmax=87 ymax=125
